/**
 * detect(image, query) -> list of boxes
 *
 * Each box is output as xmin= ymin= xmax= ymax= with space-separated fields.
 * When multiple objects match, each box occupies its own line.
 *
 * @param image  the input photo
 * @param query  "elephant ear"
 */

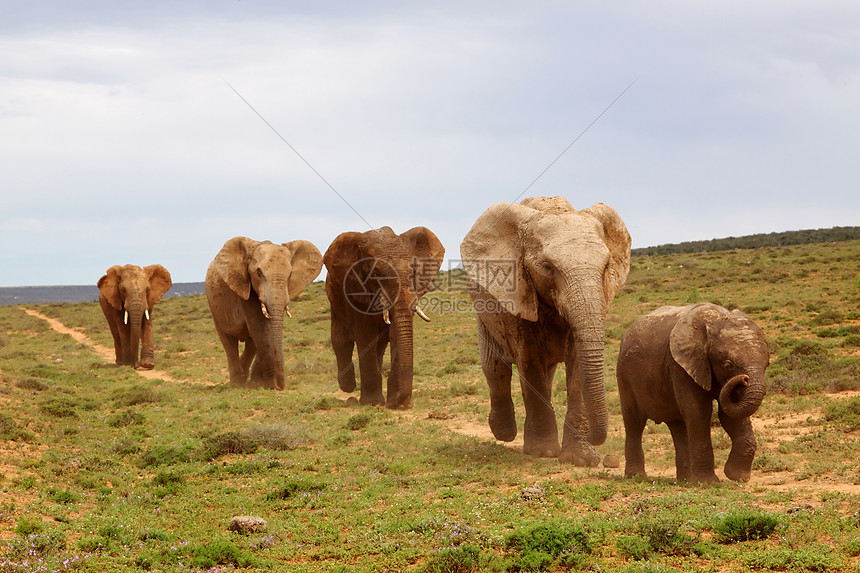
xmin=213 ymin=236 xmax=257 ymax=300
xmin=460 ymin=202 xmax=539 ymax=322
xmin=323 ymin=232 xmax=364 ymax=277
xmin=283 ymin=240 xmax=323 ymax=301
xmin=581 ymin=203 xmax=632 ymax=307
xmin=144 ymin=264 xmax=173 ymax=307
xmin=670 ymin=303 xmax=729 ymax=391
xmin=400 ymin=226 xmax=445 ymax=297
xmin=97 ymin=265 xmax=124 ymax=311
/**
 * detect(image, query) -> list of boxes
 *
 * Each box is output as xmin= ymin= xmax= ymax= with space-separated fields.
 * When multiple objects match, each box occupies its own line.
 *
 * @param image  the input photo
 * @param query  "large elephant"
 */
xmin=460 ymin=197 xmax=630 ymax=465
xmin=205 ymin=236 xmax=323 ymax=389
xmin=97 ymin=264 xmax=173 ymax=369
xmin=617 ymin=302 xmax=770 ymax=483
xmin=324 ymin=226 xmax=445 ymax=409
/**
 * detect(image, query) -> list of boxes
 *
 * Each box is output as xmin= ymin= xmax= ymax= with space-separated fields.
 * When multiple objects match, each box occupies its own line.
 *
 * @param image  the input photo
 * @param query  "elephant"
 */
xmin=617 ymin=302 xmax=770 ymax=483
xmin=460 ymin=196 xmax=631 ymax=465
xmin=324 ymin=226 xmax=445 ymax=409
xmin=97 ymin=264 xmax=173 ymax=369
xmin=205 ymin=236 xmax=323 ymax=389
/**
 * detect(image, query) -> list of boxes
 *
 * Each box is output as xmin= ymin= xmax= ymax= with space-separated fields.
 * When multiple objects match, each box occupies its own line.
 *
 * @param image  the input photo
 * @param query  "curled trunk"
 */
xmin=719 ymin=372 xmax=765 ymax=419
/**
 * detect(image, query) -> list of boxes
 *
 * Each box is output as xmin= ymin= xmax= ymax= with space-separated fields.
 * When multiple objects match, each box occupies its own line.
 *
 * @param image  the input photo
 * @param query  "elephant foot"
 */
xmin=135 ymin=362 xmax=154 ymax=370
xmin=488 ymin=403 xmax=517 ymax=442
xmin=360 ymin=393 xmax=385 ymax=407
xmin=337 ymin=371 xmax=357 ymax=393
xmin=625 ymin=465 xmax=647 ymax=479
xmin=724 ymin=463 xmax=752 ymax=483
xmin=386 ymin=395 xmax=412 ymax=410
xmin=689 ymin=471 xmax=720 ymax=484
xmin=524 ymin=438 xmax=561 ymax=459
xmin=558 ymin=444 xmax=600 ymax=466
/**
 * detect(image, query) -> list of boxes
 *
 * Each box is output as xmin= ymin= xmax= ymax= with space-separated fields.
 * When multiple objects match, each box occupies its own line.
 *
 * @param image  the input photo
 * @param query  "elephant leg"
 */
xmin=678 ymin=397 xmax=719 ymax=483
xmin=621 ymin=401 xmax=648 ymax=478
xmin=240 ymin=338 xmax=256 ymax=384
xmin=106 ymin=314 xmax=126 ymax=365
xmin=331 ymin=315 xmax=357 ymax=393
xmin=356 ymin=331 xmax=385 ymax=406
xmin=386 ymin=337 xmax=403 ymax=409
xmin=666 ymin=420 xmax=692 ymax=481
xmin=138 ymin=319 xmax=155 ymax=370
xmin=519 ymin=358 xmax=560 ymax=458
xmin=479 ymin=321 xmax=516 ymax=442
xmin=719 ymin=409 xmax=756 ymax=482
xmin=217 ymin=330 xmax=247 ymax=386
xmin=560 ymin=351 xmax=600 ymax=466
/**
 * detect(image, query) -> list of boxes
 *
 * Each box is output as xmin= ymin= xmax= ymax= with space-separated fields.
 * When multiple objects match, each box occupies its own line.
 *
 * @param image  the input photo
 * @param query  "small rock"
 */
xmin=521 ymin=484 xmax=545 ymax=501
xmin=427 ymin=410 xmax=452 ymax=420
xmin=54 ymin=358 xmax=63 ymax=364
xmin=228 ymin=515 xmax=267 ymax=534
xmin=602 ymin=454 xmax=620 ymax=469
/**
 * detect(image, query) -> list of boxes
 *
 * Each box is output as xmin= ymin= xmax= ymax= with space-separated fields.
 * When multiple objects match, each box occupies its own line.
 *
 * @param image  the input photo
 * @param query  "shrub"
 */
xmin=616 ymin=534 xmax=651 ymax=560
xmin=505 ymin=521 xmax=591 ymax=571
xmin=634 ymin=519 xmax=698 ymax=556
xmin=46 ymin=487 xmax=81 ymax=504
xmin=138 ymin=444 xmax=193 ymax=468
xmin=15 ymin=516 xmax=44 ymax=536
xmin=266 ymin=478 xmax=327 ymax=501
xmin=824 ymin=397 xmax=860 ymax=432
xmin=201 ymin=431 xmax=260 ymax=460
xmin=345 ymin=412 xmax=373 ymax=431
xmin=0 ymin=413 xmax=33 ymax=441
xmin=190 ymin=539 xmax=259 ymax=569
xmin=107 ymin=409 xmax=146 ymax=428
xmin=422 ymin=544 xmax=483 ymax=573
xmin=714 ymin=511 xmax=780 ymax=543
xmin=115 ymin=385 xmax=161 ymax=407
xmin=39 ymin=397 xmax=79 ymax=418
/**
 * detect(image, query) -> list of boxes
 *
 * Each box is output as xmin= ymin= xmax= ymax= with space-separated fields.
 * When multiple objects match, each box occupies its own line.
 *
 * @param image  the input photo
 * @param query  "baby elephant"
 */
xmin=617 ymin=302 xmax=769 ymax=483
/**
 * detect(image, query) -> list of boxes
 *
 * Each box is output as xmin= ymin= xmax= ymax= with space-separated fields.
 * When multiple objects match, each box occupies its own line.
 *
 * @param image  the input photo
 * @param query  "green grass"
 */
xmin=0 ymin=240 xmax=858 ymax=571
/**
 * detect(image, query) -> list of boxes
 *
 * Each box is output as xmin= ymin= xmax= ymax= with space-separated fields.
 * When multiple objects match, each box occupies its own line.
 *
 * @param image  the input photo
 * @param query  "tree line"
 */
xmin=632 ymin=226 xmax=860 ymax=257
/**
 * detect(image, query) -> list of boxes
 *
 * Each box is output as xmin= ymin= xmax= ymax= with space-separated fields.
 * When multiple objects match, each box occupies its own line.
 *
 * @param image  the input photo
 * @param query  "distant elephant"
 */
xmin=324 ymin=226 xmax=445 ymax=409
xmin=617 ymin=302 xmax=770 ymax=483
xmin=460 ymin=197 xmax=631 ymax=465
xmin=205 ymin=236 xmax=323 ymax=389
xmin=97 ymin=264 xmax=173 ymax=369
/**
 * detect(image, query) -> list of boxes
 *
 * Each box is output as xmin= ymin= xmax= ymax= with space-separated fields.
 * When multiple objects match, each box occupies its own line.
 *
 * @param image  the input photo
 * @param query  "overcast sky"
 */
xmin=1 ymin=1 xmax=858 ymax=286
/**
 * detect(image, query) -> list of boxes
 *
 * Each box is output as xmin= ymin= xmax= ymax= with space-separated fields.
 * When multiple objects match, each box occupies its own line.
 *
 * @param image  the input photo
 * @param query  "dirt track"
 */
xmin=23 ymin=308 xmax=179 ymax=383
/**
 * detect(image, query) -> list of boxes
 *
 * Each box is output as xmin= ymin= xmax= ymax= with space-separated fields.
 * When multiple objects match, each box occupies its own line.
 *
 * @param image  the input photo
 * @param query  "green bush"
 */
xmin=345 ymin=412 xmax=373 ymax=431
xmin=504 ymin=521 xmax=590 ymax=571
xmin=46 ymin=487 xmax=80 ymax=504
xmin=422 ymin=544 xmax=483 ymax=573
xmin=634 ymin=519 xmax=698 ymax=556
xmin=824 ymin=397 xmax=860 ymax=432
xmin=15 ymin=516 xmax=44 ymax=536
xmin=190 ymin=539 xmax=259 ymax=569
xmin=713 ymin=512 xmax=780 ymax=543
xmin=201 ymin=431 xmax=260 ymax=460
xmin=138 ymin=444 xmax=193 ymax=467
xmin=107 ymin=409 xmax=146 ymax=427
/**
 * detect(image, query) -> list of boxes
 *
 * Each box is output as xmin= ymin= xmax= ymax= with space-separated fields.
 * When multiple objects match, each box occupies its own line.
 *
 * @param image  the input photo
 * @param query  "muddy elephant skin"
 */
xmin=617 ymin=302 xmax=770 ymax=483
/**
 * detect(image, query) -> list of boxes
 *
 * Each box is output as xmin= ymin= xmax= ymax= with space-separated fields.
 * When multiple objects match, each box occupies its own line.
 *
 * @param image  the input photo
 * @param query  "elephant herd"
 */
xmin=96 ymin=196 xmax=770 ymax=484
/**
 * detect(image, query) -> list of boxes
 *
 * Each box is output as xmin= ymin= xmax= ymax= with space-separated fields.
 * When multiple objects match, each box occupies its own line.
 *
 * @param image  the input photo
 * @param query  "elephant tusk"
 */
xmin=145 ymin=309 xmax=150 ymax=321
xmin=124 ymin=310 xmax=128 ymax=325
xmin=261 ymin=302 xmax=271 ymax=319
xmin=286 ymin=307 xmax=293 ymax=319
xmin=415 ymin=306 xmax=431 ymax=322
xmin=382 ymin=308 xmax=390 ymax=325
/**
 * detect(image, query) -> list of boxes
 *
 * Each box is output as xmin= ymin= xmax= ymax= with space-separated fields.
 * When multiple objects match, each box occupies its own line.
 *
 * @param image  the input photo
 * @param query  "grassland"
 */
xmin=0 ymin=240 xmax=858 ymax=572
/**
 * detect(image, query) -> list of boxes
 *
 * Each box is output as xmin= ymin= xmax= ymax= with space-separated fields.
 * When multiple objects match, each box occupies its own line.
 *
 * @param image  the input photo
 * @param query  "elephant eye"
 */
xmin=541 ymin=263 xmax=554 ymax=275
xmin=723 ymin=359 xmax=734 ymax=370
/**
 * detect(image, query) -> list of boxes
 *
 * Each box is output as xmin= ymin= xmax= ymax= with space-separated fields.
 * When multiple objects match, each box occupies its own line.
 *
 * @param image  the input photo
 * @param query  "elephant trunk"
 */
xmin=719 ymin=371 xmax=766 ymax=419
xmin=388 ymin=297 xmax=415 ymax=409
xmin=562 ymin=274 xmax=609 ymax=446
xmin=125 ymin=298 xmax=146 ymax=366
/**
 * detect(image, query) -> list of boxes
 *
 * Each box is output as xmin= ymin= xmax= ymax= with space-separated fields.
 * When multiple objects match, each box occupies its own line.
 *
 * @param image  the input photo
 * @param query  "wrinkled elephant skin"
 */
xmin=617 ymin=302 xmax=770 ymax=483
xmin=98 ymin=264 xmax=173 ymax=369
xmin=460 ymin=197 xmax=631 ymax=465
xmin=324 ymin=226 xmax=444 ymax=409
xmin=206 ymin=236 xmax=322 ymax=389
